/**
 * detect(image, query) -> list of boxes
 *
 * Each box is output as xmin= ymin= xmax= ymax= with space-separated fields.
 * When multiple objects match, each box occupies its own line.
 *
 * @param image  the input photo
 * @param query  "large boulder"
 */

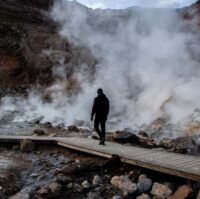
xmin=112 ymin=131 xmax=139 ymax=144
xmin=168 ymin=185 xmax=192 ymax=199
xmin=151 ymin=182 xmax=173 ymax=198
xmin=20 ymin=139 xmax=35 ymax=152
xmin=139 ymin=137 xmax=156 ymax=148
xmin=161 ymin=137 xmax=195 ymax=153
xmin=111 ymin=175 xmax=137 ymax=195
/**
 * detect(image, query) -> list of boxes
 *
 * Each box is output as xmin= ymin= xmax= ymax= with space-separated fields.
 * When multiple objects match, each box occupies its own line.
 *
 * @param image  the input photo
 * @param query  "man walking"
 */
xmin=91 ymin=88 xmax=109 ymax=145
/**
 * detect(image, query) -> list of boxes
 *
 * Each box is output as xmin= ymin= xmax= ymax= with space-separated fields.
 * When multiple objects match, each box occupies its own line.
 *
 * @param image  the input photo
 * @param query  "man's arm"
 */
xmin=91 ymin=98 xmax=96 ymax=120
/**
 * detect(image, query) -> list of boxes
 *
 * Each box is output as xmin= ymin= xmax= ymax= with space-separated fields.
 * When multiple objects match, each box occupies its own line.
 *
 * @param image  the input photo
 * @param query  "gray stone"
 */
xmin=74 ymin=183 xmax=83 ymax=192
xmin=136 ymin=193 xmax=151 ymax=199
xmin=112 ymin=195 xmax=123 ymax=199
xmin=12 ymin=145 xmax=19 ymax=150
xmin=48 ymin=182 xmax=62 ymax=196
xmin=138 ymin=131 xmax=149 ymax=138
xmin=138 ymin=174 xmax=147 ymax=182
xmin=68 ymin=125 xmax=79 ymax=132
xmin=20 ymin=139 xmax=35 ymax=152
xmin=112 ymin=131 xmax=139 ymax=144
xmin=66 ymin=183 xmax=73 ymax=189
xmin=151 ymin=182 xmax=173 ymax=198
xmin=82 ymin=180 xmax=91 ymax=189
xmin=36 ymin=187 xmax=48 ymax=195
xmin=56 ymin=175 xmax=72 ymax=184
xmin=111 ymin=175 xmax=137 ymax=195
xmin=89 ymin=131 xmax=99 ymax=139
xmin=87 ymin=192 xmax=102 ymax=199
xmin=9 ymin=191 xmax=29 ymax=199
xmin=33 ymin=129 xmax=45 ymax=136
xmin=197 ymin=190 xmax=200 ymax=199
xmin=93 ymin=175 xmax=103 ymax=186
xmin=137 ymin=174 xmax=152 ymax=194
xmin=30 ymin=173 xmax=40 ymax=178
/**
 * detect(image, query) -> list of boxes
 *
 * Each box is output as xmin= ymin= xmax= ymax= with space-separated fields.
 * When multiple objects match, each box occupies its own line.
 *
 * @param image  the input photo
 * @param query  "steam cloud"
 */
xmin=1 ymin=0 xmax=200 ymax=136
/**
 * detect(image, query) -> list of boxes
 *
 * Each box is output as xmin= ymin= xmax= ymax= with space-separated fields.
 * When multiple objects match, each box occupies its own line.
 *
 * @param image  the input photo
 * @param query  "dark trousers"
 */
xmin=94 ymin=116 xmax=107 ymax=140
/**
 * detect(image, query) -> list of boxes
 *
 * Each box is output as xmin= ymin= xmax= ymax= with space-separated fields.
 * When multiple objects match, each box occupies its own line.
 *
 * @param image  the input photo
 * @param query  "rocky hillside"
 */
xmin=0 ymin=0 xmax=200 ymax=97
xmin=0 ymin=0 xmax=96 ymax=97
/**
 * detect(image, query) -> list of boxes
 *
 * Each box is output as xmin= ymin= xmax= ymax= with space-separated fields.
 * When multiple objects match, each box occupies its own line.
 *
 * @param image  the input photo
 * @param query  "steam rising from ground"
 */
xmin=1 ymin=1 xmax=200 ymax=136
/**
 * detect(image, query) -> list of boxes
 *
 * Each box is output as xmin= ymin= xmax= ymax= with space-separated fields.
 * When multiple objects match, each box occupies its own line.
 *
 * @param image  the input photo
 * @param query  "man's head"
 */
xmin=97 ymin=88 xmax=103 ymax=96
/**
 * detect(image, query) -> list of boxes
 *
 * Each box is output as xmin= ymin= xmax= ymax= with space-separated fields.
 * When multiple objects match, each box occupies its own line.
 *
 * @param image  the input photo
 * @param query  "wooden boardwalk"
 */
xmin=0 ymin=135 xmax=200 ymax=181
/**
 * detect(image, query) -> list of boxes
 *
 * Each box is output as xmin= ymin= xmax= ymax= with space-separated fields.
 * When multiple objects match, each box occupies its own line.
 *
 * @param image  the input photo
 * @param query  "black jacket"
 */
xmin=91 ymin=94 xmax=109 ymax=118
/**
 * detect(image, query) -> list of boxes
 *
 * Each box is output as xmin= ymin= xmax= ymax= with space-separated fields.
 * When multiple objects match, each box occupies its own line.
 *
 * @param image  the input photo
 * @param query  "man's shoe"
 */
xmin=99 ymin=138 xmax=105 ymax=145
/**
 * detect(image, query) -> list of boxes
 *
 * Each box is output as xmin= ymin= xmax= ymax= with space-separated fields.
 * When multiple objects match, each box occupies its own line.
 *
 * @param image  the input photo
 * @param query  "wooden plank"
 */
xmin=121 ymin=158 xmax=200 ymax=182
xmin=0 ymin=135 xmax=199 ymax=181
xmin=57 ymin=142 xmax=112 ymax=159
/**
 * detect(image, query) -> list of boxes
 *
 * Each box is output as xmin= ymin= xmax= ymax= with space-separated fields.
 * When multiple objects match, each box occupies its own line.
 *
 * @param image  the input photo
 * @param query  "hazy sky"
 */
xmin=71 ymin=0 xmax=197 ymax=9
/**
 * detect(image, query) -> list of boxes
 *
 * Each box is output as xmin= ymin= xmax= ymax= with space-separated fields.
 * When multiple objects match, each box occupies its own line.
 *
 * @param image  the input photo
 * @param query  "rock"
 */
xmin=111 ymin=175 xmax=137 ymax=195
xmin=197 ymin=190 xmax=200 ymax=199
xmin=12 ymin=145 xmax=19 ymax=150
xmin=151 ymin=182 xmax=173 ymax=198
xmin=9 ymin=191 xmax=29 ymax=199
xmin=93 ymin=175 xmax=103 ymax=186
xmin=137 ymin=174 xmax=152 ymax=194
xmin=79 ymin=127 xmax=92 ymax=134
xmin=20 ymin=139 xmax=35 ymax=152
xmin=87 ymin=192 xmax=103 ymax=199
xmin=138 ymin=131 xmax=149 ymax=138
xmin=30 ymin=173 xmax=40 ymax=178
xmin=103 ymin=155 xmax=121 ymax=169
xmin=33 ymin=129 xmax=45 ymax=136
xmin=43 ymin=122 xmax=53 ymax=128
xmin=48 ymin=182 xmax=62 ymax=196
xmin=74 ymin=183 xmax=83 ymax=192
xmin=66 ymin=183 xmax=73 ymax=189
xmin=37 ymin=174 xmax=45 ymax=181
xmin=68 ymin=125 xmax=79 ymax=132
xmin=136 ymin=193 xmax=151 ymax=199
xmin=159 ymin=138 xmax=172 ymax=148
xmin=139 ymin=138 xmax=156 ymax=148
xmin=161 ymin=137 xmax=194 ymax=153
xmin=36 ymin=187 xmax=48 ymax=195
xmin=75 ymin=159 xmax=81 ymax=163
xmin=82 ymin=180 xmax=91 ymax=189
xmin=138 ymin=174 xmax=147 ymax=182
xmin=112 ymin=196 xmax=123 ymax=199
xmin=49 ymin=133 xmax=57 ymax=137
xmin=112 ymin=131 xmax=139 ymax=144
xmin=56 ymin=175 xmax=73 ymax=184
xmin=89 ymin=131 xmax=100 ymax=139
xmin=168 ymin=185 xmax=192 ymax=199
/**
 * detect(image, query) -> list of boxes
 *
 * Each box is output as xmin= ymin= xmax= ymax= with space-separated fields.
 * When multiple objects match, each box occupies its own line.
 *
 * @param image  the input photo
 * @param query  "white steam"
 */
xmin=1 ymin=1 xmax=200 ymax=136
